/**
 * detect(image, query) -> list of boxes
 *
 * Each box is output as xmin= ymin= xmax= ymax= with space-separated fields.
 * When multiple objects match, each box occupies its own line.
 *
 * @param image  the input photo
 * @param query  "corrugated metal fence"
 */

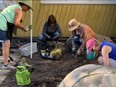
xmin=1 ymin=1 xmax=116 ymax=37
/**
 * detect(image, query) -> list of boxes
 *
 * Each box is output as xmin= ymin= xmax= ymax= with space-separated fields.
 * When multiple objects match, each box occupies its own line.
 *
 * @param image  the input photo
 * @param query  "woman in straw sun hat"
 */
xmin=68 ymin=19 xmax=97 ymax=56
xmin=0 ymin=0 xmax=33 ymax=69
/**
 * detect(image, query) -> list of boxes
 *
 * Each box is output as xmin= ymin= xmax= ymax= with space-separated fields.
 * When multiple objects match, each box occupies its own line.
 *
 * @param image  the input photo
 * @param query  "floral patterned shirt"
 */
xmin=77 ymin=24 xmax=97 ymax=52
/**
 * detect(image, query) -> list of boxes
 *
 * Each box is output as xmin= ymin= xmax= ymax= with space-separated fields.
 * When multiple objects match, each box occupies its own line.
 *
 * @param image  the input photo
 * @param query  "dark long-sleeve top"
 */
xmin=42 ymin=21 xmax=62 ymax=38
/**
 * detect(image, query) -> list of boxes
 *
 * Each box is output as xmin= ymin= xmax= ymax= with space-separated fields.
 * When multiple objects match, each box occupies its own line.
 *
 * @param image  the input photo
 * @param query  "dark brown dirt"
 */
xmin=0 ymin=52 xmax=98 ymax=87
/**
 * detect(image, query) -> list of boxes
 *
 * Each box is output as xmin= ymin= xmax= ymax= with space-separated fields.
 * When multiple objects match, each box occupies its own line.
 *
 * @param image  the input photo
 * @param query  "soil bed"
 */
xmin=0 ymin=52 xmax=98 ymax=87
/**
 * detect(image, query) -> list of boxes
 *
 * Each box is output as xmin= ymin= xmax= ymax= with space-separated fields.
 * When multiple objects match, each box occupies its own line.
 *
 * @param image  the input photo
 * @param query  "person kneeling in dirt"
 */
xmin=86 ymin=38 xmax=116 ymax=67
xmin=66 ymin=19 xmax=97 ymax=56
xmin=38 ymin=15 xmax=62 ymax=48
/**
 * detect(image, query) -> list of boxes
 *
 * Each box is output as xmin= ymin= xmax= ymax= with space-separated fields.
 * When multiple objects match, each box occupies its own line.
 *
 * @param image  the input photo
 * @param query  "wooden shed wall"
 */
xmin=1 ymin=1 xmax=116 ymax=37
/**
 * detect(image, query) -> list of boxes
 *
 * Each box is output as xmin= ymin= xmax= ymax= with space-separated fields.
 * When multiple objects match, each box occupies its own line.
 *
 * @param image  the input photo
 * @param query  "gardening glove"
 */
xmin=72 ymin=48 xmax=76 ymax=53
xmin=72 ymin=48 xmax=76 ymax=56
xmin=47 ymin=35 xmax=52 ymax=40
xmin=79 ymin=38 xmax=83 ymax=43
xmin=76 ymin=49 xmax=81 ymax=55
xmin=22 ymin=25 xmax=32 ymax=32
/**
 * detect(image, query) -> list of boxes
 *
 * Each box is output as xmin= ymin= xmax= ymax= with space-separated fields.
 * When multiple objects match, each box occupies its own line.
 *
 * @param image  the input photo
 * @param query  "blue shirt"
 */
xmin=100 ymin=41 xmax=116 ymax=60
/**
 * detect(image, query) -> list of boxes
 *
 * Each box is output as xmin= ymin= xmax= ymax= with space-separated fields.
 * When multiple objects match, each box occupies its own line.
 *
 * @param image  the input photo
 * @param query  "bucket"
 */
xmin=15 ymin=66 xmax=31 ymax=85
xmin=19 ymin=42 xmax=37 ymax=56
xmin=86 ymin=49 xmax=96 ymax=59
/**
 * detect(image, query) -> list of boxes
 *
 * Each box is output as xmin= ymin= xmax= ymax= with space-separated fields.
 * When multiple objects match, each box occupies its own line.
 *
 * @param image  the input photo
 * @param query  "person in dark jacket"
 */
xmin=38 ymin=15 xmax=62 ymax=43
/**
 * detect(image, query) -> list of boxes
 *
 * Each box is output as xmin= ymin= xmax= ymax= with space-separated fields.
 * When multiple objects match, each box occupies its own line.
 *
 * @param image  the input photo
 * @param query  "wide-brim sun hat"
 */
xmin=19 ymin=0 xmax=33 ymax=11
xmin=68 ymin=19 xmax=81 ymax=31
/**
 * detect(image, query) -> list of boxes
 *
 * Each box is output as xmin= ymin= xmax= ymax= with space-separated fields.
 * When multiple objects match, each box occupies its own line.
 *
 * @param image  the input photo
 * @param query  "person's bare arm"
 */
xmin=14 ymin=8 xmax=25 ymax=29
xmin=101 ymin=46 xmax=112 ymax=66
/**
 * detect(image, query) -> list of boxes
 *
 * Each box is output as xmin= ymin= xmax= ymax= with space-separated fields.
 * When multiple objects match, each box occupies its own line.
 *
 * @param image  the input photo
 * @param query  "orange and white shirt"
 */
xmin=77 ymin=24 xmax=97 ymax=52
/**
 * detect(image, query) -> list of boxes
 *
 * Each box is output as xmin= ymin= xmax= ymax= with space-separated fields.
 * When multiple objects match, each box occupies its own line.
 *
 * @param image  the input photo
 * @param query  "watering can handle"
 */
xmin=16 ymin=66 xmax=26 ymax=72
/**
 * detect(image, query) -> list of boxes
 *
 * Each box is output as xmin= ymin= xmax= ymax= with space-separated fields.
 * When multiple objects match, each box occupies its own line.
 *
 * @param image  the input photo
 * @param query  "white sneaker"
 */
xmin=2 ymin=64 xmax=16 ymax=70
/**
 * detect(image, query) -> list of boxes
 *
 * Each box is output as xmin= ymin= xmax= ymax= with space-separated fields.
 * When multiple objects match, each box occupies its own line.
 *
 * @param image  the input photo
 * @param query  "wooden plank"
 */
xmin=14 ymin=2 xmax=116 ymax=37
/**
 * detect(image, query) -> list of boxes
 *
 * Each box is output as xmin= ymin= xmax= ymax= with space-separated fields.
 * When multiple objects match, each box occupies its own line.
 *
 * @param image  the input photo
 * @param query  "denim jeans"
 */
xmin=38 ymin=31 xmax=60 ymax=42
xmin=0 ymin=29 xmax=8 ymax=42
xmin=72 ymin=35 xmax=82 ymax=45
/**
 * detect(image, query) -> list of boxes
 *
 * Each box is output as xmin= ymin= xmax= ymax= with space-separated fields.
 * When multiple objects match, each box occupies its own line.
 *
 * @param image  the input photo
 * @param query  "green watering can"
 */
xmin=86 ymin=49 xmax=96 ymax=60
xmin=15 ymin=66 xmax=31 ymax=85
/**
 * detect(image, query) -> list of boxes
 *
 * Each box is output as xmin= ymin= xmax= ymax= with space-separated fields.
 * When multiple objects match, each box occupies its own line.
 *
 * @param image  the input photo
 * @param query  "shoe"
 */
xmin=2 ymin=64 xmax=16 ymax=70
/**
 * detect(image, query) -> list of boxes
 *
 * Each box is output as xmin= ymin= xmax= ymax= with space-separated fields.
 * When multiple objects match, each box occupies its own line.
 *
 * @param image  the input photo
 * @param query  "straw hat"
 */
xmin=19 ymin=0 xmax=33 ymax=10
xmin=68 ymin=19 xmax=81 ymax=31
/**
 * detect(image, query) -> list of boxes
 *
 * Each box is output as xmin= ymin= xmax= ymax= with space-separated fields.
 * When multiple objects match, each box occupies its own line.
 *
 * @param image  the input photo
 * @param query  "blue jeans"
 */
xmin=72 ymin=35 xmax=82 ymax=45
xmin=0 ymin=29 xmax=9 ymax=42
xmin=38 ymin=31 xmax=60 ymax=42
